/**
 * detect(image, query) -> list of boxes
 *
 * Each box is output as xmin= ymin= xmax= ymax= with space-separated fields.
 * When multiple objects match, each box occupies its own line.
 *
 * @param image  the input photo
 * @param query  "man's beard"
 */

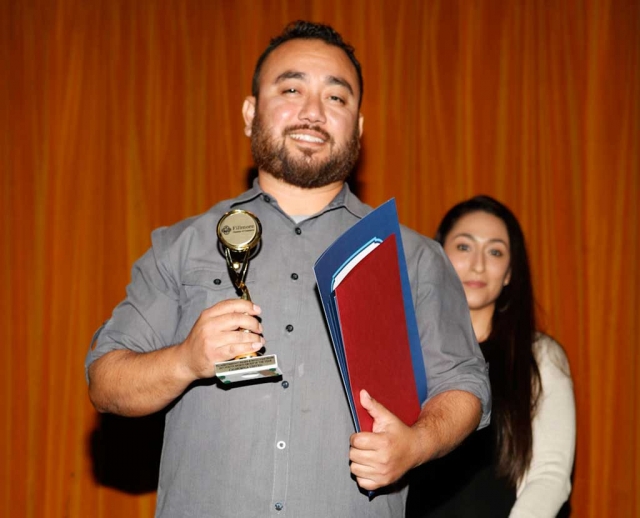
xmin=250 ymin=111 xmax=360 ymax=189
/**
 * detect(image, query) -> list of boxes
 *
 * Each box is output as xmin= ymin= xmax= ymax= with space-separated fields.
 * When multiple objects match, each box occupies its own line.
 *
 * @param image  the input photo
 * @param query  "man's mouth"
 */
xmin=285 ymin=125 xmax=331 ymax=145
xmin=289 ymin=133 xmax=326 ymax=144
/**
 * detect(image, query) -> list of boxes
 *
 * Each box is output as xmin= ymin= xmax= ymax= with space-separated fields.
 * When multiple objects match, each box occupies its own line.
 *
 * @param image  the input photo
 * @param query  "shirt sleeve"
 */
xmin=403 ymin=228 xmax=492 ymax=428
xmin=84 ymin=227 xmax=182 ymax=379
xmin=510 ymin=335 xmax=576 ymax=517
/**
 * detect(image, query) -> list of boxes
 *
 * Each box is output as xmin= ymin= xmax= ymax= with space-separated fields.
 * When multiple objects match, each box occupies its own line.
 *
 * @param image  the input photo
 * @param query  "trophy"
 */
xmin=214 ymin=209 xmax=282 ymax=384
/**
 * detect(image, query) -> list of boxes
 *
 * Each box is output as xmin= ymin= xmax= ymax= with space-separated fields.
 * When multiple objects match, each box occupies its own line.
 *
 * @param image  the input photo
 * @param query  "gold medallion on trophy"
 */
xmin=214 ymin=209 xmax=282 ymax=383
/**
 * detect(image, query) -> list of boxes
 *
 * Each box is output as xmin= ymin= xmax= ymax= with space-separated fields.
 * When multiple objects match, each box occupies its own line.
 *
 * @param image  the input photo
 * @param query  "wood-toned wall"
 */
xmin=1 ymin=1 xmax=638 ymax=516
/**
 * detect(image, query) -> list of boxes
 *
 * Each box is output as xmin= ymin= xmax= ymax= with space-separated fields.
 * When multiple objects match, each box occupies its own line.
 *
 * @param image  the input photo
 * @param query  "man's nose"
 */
xmin=299 ymin=94 xmax=326 ymax=124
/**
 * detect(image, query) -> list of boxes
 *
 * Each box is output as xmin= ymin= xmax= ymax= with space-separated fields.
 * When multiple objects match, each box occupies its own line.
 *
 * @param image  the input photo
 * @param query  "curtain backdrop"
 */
xmin=2 ymin=0 xmax=638 ymax=516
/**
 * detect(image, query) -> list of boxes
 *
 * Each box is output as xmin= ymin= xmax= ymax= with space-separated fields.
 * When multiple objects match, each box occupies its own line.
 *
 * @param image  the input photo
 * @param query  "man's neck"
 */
xmin=257 ymin=171 xmax=344 ymax=216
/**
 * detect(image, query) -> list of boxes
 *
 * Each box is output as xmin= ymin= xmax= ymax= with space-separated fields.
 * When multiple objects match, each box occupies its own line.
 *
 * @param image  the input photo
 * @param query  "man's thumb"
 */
xmin=360 ymin=389 xmax=392 ymax=431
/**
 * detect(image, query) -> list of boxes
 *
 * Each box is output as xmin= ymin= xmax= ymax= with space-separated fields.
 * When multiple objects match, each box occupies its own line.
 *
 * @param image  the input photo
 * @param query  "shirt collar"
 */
xmin=231 ymin=177 xmax=370 ymax=220
xmin=229 ymin=178 xmax=264 ymax=206
xmin=325 ymin=182 xmax=371 ymax=219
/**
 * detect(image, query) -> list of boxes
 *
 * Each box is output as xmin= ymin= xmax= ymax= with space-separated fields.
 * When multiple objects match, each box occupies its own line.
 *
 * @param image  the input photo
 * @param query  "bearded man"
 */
xmin=86 ymin=20 xmax=490 ymax=518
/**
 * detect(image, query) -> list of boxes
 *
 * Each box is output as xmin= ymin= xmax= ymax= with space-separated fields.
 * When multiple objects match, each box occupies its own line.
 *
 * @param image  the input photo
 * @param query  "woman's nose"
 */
xmin=471 ymin=251 xmax=485 ymax=272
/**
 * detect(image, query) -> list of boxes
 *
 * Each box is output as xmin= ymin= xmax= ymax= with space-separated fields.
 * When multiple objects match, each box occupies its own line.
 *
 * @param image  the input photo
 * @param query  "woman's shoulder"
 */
xmin=533 ymin=332 xmax=572 ymax=378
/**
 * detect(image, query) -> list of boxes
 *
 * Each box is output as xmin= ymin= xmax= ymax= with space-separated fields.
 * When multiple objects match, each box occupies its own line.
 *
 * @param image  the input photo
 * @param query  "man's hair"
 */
xmin=251 ymin=20 xmax=364 ymax=107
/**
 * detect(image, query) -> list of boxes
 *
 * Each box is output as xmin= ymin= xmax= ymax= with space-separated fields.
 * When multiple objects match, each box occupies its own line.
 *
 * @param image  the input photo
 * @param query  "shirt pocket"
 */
xmin=173 ymin=267 xmax=258 ymax=344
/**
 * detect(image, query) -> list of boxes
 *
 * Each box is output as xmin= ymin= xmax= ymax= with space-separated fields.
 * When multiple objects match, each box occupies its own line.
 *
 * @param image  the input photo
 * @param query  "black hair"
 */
xmin=435 ymin=195 xmax=542 ymax=487
xmin=251 ymin=20 xmax=364 ymax=108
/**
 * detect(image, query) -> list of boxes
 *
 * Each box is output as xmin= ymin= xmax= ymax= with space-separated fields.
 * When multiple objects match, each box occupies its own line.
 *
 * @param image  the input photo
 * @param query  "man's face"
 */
xmin=243 ymin=39 xmax=364 ymax=189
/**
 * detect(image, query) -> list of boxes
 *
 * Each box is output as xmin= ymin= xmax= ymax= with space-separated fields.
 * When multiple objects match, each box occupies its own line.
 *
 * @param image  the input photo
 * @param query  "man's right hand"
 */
xmin=88 ymin=298 xmax=265 ymax=416
xmin=178 ymin=299 xmax=265 ymax=380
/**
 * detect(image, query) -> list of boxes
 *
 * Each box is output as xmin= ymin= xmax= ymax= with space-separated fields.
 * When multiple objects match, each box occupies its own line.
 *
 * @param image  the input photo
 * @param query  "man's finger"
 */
xmin=204 ymin=299 xmax=262 ymax=318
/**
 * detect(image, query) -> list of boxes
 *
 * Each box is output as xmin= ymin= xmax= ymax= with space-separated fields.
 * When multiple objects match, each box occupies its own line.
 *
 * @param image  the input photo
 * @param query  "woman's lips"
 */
xmin=463 ymin=280 xmax=487 ymax=288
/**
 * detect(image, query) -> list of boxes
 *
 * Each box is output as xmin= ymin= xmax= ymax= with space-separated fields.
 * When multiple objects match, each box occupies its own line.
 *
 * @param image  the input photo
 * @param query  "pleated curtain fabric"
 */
xmin=1 ymin=1 xmax=638 ymax=516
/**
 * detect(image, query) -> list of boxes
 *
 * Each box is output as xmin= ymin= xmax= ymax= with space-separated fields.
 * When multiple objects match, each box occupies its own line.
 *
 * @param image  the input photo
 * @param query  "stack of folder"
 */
xmin=314 ymin=200 xmax=427 ymax=432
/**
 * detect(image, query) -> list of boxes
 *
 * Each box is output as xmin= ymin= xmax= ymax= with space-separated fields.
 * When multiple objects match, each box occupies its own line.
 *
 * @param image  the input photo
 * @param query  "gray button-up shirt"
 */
xmin=86 ymin=181 xmax=490 ymax=518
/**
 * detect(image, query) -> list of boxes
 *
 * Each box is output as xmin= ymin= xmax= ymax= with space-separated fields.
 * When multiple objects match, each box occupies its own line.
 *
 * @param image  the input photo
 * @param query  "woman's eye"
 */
xmin=489 ymin=249 xmax=503 ymax=257
xmin=456 ymin=244 xmax=470 ymax=252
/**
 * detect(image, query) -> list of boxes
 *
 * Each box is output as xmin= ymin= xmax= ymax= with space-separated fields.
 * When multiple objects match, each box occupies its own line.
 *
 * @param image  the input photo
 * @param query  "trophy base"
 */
xmin=215 ymin=354 xmax=282 ymax=384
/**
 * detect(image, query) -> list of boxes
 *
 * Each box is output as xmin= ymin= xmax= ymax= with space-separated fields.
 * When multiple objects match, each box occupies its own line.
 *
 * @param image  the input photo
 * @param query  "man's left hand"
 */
xmin=348 ymin=389 xmax=420 ymax=491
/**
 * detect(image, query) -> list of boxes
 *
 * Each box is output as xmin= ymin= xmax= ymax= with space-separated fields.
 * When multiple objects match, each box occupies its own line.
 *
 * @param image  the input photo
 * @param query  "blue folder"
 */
xmin=313 ymin=199 xmax=428 ymax=431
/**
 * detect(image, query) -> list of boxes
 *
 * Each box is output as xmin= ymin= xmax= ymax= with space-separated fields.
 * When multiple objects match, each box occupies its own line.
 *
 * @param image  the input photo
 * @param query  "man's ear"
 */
xmin=358 ymin=114 xmax=364 ymax=138
xmin=242 ymin=97 xmax=256 ymax=137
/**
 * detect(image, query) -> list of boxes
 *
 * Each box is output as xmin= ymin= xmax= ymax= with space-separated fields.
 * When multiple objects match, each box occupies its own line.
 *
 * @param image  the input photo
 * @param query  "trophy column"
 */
xmin=214 ymin=209 xmax=282 ymax=384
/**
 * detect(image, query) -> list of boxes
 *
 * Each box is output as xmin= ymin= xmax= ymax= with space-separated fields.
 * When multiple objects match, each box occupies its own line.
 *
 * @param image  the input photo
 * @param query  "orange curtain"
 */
xmin=1 ymin=1 xmax=638 ymax=516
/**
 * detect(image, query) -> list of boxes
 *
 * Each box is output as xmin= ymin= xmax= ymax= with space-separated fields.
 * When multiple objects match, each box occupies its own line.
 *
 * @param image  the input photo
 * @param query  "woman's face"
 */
xmin=443 ymin=211 xmax=512 ymax=314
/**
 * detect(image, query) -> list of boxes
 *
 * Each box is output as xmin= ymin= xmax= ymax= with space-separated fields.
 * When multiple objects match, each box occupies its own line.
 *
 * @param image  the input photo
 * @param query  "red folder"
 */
xmin=334 ymin=234 xmax=421 ymax=431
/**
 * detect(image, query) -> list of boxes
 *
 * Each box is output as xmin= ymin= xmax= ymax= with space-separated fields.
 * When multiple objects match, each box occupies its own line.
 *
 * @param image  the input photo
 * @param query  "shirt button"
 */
xmin=263 ymin=195 xmax=271 ymax=203
xmin=295 ymin=227 xmax=302 ymax=235
xmin=286 ymin=324 xmax=294 ymax=333
xmin=290 ymin=273 xmax=298 ymax=280
xmin=276 ymin=440 xmax=286 ymax=450
xmin=213 ymin=278 xmax=221 ymax=285
xmin=281 ymin=380 xmax=289 ymax=389
xmin=275 ymin=502 xmax=284 ymax=511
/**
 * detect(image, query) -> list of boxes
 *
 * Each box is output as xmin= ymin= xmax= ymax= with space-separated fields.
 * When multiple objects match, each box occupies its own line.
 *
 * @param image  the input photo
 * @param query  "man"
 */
xmin=86 ymin=20 xmax=490 ymax=517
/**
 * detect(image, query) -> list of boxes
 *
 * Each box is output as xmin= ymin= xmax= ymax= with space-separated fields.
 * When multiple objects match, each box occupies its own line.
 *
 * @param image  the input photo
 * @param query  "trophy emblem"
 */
xmin=214 ymin=209 xmax=282 ymax=383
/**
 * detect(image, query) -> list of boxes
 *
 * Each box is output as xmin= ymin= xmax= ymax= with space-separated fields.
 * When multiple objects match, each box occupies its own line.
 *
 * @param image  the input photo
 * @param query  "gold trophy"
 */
xmin=214 ymin=209 xmax=282 ymax=384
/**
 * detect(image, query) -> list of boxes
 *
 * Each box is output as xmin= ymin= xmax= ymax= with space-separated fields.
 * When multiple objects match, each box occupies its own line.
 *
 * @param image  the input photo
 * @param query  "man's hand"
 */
xmin=179 ymin=299 xmax=265 ymax=379
xmin=348 ymin=389 xmax=421 ymax=491
xmin=89 ymin=298 xmax=268 ymax=417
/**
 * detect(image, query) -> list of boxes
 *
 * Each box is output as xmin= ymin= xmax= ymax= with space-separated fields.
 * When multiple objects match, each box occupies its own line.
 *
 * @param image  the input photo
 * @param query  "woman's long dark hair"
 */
xmin=435 ymin=195 xmax=542 ymax=487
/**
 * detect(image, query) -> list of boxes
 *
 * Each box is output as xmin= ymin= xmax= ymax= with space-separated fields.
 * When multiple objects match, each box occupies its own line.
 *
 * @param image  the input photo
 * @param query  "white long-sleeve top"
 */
xmin=511 ymin=334 xmax=576 ymax=517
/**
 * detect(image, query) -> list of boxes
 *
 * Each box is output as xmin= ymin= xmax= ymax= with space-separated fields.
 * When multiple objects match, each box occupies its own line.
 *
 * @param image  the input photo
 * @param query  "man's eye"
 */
xmin=283 ymin=88 xmax=298 ymax=94
xmin=329 ymin=95 xmax=345 ymax=104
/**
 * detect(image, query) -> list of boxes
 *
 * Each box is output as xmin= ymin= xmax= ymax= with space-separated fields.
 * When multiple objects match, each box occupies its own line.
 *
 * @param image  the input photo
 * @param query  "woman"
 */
xmin=406 ymin=195 xmax=576 ymax=517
